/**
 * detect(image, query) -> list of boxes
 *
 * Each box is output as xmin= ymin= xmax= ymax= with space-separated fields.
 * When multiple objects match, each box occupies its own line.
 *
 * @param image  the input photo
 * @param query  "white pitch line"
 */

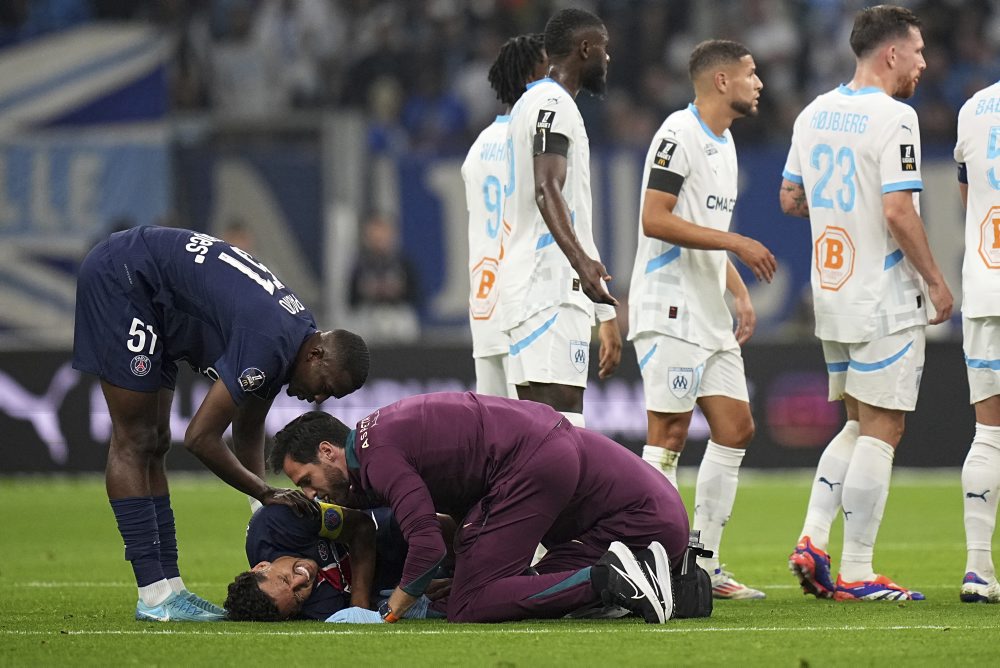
xmin=12 ymin=582 xmax=225 ymax=588
xmin=3 ymin=624 xmax=998 ymax=637
xmin=6 ymin=581 xmax=960 ymax=590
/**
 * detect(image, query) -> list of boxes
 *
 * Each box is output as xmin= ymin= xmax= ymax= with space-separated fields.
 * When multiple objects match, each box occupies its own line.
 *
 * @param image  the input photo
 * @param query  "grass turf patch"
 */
xmin=0 ymin=472 xmax=996 ymax=666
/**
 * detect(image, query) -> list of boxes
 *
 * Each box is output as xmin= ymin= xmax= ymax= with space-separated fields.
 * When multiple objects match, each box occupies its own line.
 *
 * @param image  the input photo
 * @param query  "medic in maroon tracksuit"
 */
xmin=343 ymin=392 xmax=689 ymax=623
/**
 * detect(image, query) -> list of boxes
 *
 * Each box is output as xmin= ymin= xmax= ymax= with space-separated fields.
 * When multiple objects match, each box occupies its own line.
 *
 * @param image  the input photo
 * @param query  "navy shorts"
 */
xmin=72 ymin=239 xmax=178 ymax=392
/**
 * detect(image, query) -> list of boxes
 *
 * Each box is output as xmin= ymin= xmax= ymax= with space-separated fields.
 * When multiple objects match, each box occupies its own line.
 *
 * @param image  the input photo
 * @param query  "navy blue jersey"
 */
xmin=73 ymin=226 xmax=316 ymax=402
xmin=245 ymin=505 xmax=407 ymax=620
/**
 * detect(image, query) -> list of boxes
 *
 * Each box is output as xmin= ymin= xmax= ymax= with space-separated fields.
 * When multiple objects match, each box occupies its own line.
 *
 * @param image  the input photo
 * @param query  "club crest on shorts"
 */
xmin=570 ymin=340 xmax=588 ymax=373
xmin=668 ymin=367 xmax=695 ymax=398
xmin=238 ymin=367 xmax=266 ymax=392
xmin=130 ymin=354 xmax=151 ymax=377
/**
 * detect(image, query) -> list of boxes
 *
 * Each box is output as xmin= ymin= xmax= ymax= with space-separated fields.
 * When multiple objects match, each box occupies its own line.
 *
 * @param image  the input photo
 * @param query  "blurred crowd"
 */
xmin=2 ymin=0 xmax=999 ymax=148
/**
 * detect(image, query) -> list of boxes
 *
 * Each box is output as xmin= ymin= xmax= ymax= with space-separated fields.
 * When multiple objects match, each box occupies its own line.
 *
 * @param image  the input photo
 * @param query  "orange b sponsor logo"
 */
xmin=814 ymin=226 xmax=855 ymax=290
xmin=470 ymin=256 xmax=500 ymax=319
xmin=979 ymin=206 xmax=1000 ymax=269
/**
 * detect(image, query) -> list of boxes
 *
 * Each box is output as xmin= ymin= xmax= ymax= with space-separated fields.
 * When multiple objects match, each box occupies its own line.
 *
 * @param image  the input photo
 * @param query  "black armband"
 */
xmin=533 ymin=130 xmax=570 ymax=157
xmin=647 ymin=168 xmax=685 ymax=195
xmin=958 ymin=162 xmax=968 ymax=184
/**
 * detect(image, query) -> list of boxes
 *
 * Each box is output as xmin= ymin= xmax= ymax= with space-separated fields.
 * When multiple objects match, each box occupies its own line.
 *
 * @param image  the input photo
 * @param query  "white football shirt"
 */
xmin=628 ymin=104 xmax=740 ymax=350
xmin=463 ymin=115 xmax=513 ymax=357
xmin=783 ymin=85 xmax=928 ymax=343
xmin=500 ymin=77 xmax=614 ymax=330
xmin=954 ymin=80 xmax=1000 ymax=318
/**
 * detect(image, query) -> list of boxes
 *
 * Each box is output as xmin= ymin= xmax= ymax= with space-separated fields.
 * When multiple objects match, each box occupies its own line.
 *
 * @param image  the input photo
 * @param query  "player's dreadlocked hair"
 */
xmin=850 ymin=5 xmax=921 ymax=58
xmin=224 ymin=571 xmax=283 ymax=621
xmin=544 ymin=8 xmax=604 ymax=60
xmin=270 ymin=410 xmax=351 ymax=473
xmin=488 ymin=33 xmax=546 ymax=107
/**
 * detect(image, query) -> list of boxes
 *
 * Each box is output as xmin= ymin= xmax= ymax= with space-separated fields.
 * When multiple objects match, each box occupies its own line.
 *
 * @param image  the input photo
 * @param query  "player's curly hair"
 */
xmin=224 ymin=571 xmax=283 ymax=622
xmin=269 ymin=410 xmax=351 ymax=473
xmin=850 ymin=5 xmax=921 ymax=58
xmin=488 ymin=33 xmax=546 ymax=107
xmin=543 ymin=8 xmax=604 ymax=60
xmin=688 ymin=40 xmax=751 ymax=81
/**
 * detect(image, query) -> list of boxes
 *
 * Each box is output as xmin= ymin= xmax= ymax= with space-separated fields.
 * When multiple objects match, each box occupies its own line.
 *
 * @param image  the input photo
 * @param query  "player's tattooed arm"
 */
xmin=779 ymin=179 xmax=810 ymax=219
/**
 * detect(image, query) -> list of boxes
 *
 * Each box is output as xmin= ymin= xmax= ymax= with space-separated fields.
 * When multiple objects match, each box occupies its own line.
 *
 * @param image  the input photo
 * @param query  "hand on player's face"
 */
xmin=252 ymin=556 xmax=317 ymax=619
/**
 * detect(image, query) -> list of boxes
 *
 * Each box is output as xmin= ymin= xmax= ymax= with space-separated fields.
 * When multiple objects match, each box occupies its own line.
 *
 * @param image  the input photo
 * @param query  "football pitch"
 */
xmin=1 ymin=471 xmax=997 ymax=667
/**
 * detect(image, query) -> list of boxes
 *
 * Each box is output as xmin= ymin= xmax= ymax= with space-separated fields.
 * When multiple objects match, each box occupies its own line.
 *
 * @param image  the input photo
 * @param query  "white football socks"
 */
xmin=167 ymin=576 xmax=187 ymax=595
xmin=561 ymin=411 xmax=585 ymax=428
xmin=839 ymin=436 xmax=894 ymax=583
xmin=962 ymin=423 xmax=1000 ymax=579
xmin=139 ymin=578 xmax=173 ymax=607
xmin=800 ymin=420 xmax=859 ymax=550
xmin=694 ymin=441 xmax=746 ymax=572
xmin=642 ymin=444 xmax=681 ymax=489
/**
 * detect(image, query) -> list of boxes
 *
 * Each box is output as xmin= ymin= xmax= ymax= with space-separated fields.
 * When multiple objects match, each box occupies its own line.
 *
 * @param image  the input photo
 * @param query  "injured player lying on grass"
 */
xmin=223 ymin=501 xmax=451 ymax=621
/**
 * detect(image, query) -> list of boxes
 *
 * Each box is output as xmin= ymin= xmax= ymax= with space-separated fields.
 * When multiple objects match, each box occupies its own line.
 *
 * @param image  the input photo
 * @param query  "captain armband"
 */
xmin=646 ymin=168 xmax=685 ymax=196
xmin=533 ymin=130 xmax=570 ymax=157
xmin=317 ymin=501 xmax=346 ymax=540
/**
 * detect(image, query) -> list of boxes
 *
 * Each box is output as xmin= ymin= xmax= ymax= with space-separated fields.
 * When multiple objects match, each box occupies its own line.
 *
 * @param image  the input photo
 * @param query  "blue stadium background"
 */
xmin=0 ymin=0 xmax=991 ymax=472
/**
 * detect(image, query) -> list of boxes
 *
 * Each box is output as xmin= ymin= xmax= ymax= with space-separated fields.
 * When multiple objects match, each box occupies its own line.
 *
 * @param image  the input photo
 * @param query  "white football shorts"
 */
xmin=506 ymin=304 xmax=592 ymax=388
xmin=822 ymin=325 xmax=925 ymax=411
xmin=474 ymin=354 xmax=516 ymax=398
xmin=963 ymin=316 xmax=1000 ymax=404
xmin=633 ymin=332 xmax=749 ymax=414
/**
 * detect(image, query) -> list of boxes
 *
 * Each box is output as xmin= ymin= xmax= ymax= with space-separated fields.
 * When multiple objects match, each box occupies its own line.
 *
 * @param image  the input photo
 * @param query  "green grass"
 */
xmin=1 ymin=471 xmax=997 ymax=667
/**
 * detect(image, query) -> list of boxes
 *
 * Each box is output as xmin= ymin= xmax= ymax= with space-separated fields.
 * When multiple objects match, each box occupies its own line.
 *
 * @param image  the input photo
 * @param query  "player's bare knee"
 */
xmin=735 ymin=416 xmax=756 ymax=447
xmin=711 ymin=415 xmax=754 ymax=448
xmin=152 ymin=429 xmax=172 ymax=458
xmin=647 ymin=411 xmax=693 ymax=448
xmin=109 ymin=423 xmax=162 ymax=459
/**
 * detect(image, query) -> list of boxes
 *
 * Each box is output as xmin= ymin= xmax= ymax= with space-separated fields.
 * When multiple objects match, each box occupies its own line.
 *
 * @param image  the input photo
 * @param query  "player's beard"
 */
xmin=581 ymin=62 xmax=607 ymax=96
xmin=894 ymin=76 xmax=918 ymax=99
xmin=730 ymin=98 xmax=758 ymax=118
xmin=319 ymin=464 xmax=351 ymax=504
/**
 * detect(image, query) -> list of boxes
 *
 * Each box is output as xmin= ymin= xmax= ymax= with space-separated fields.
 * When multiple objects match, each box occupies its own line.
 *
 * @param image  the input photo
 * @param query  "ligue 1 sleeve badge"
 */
xmin=130 ymin=354 xmax=151 ymax=377
xmin=238 ymin=367 xmax=266 ymax=393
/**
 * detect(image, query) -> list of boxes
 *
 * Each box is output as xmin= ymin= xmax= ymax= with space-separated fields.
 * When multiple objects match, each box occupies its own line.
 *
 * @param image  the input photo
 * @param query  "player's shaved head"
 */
xmin=688 ymin=40 xmax=752 ymax=84
xmin=326 ymin=329 xmax=370 ymax=391
xmin=849 ymin=5 xmax=921 ymax=58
